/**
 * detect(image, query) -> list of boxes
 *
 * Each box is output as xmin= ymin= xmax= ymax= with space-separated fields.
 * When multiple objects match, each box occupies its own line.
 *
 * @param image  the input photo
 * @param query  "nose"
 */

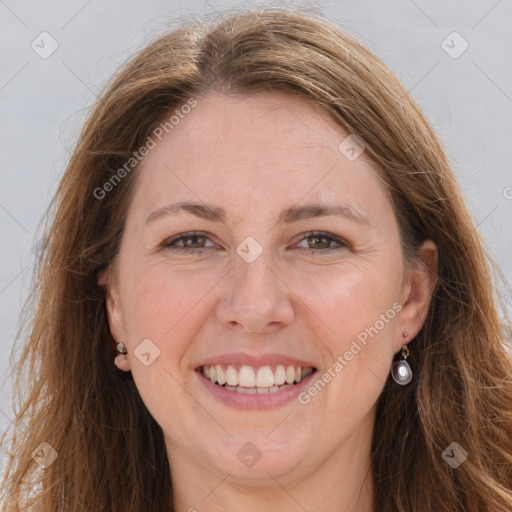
xmin=215 ymin=252 xmax=295 ymax=334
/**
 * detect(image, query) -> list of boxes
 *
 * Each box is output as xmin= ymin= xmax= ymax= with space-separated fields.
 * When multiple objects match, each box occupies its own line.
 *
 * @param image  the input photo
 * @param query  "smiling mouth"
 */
xmin=198 ymin=364 xmax=316 ymax=394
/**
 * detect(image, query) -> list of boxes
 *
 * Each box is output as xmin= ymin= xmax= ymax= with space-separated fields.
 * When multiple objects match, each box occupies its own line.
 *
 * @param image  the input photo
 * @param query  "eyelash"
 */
xmin=160 ymin=231 xmax=351 ymax=255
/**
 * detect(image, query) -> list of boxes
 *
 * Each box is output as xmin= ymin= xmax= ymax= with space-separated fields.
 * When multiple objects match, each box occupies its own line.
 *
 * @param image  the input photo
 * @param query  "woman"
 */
xmin=2 ymin=7 xmax=511 ymax=512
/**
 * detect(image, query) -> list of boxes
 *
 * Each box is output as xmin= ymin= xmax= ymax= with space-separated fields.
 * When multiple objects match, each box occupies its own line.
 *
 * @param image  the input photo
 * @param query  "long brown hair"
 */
xmin=2 ymin=7 xmax=511 ymax=511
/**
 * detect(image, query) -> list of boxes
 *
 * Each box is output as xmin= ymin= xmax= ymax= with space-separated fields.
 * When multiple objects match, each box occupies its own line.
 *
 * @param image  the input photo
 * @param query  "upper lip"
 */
xmin=195 ymin=352 xmax=317 ymax=370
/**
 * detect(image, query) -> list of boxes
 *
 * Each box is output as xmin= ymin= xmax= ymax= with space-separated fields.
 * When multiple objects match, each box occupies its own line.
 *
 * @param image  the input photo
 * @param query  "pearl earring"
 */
xmin=391 ymin=332 xmax=412 ymax=385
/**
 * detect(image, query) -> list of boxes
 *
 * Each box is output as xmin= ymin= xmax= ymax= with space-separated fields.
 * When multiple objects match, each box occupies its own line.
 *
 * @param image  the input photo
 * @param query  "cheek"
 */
xmin=296 ymin=257 xmax=402 ymax=388
xmin=121 ymin=264 xmax=219 ymax=425
xmin=297 ymin=267 xmax=401 ymax=419
xmin=291 ymin=267 xmax=401 ymax=440
xmin=295 ymin=259 xmax=402 ymax=340
xmin=121 ymin=261 xmax=222 ymax=347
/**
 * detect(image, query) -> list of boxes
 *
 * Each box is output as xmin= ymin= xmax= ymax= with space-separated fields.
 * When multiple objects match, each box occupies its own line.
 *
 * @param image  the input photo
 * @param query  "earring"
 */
xmin=114 ymin=341 xmax=130 ymax=372
xmin=391 ymin=334 xmax=413 ymax=385
xmin=116 ymin=341 xmax=128 ymax=354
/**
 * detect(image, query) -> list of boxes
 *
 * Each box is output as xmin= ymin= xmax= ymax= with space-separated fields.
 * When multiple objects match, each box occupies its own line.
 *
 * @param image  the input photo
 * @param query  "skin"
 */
xmin=100 ymin=92 xmax=438 ymax=512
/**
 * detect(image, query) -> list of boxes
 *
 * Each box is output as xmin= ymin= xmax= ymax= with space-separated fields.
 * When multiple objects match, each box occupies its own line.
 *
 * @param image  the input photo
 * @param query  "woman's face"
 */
xmin=103 ymin=92 xmax=436 ymax=488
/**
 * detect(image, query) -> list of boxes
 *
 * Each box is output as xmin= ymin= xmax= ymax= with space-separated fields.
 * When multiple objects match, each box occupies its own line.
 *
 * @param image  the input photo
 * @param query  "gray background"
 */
xmin=1 ymin=0 xmax=511 ymax=452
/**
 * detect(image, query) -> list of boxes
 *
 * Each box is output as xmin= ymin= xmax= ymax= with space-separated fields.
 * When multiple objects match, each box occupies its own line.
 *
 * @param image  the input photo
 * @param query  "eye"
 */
xmin=293 ymin=231 xmax=350 ymax=254
xmin=160 ymin=230 xmax=351 ymax=256
xmin=161 ymin=231 xmax=218 ymax=254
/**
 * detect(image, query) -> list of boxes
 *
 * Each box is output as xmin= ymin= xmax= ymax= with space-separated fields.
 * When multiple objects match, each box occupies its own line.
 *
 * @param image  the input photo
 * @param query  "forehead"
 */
xmin=128 ymin=92 xmax=393 ymax=230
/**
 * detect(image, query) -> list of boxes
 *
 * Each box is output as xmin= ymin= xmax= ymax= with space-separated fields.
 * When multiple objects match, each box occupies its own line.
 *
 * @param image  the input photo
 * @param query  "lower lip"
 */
xmin=195 ymin=370 xmax=317 ymax=410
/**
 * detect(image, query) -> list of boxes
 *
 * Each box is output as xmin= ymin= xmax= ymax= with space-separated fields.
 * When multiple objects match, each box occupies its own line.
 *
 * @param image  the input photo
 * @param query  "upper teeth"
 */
xmin=201 ymin=364 xmax=313 ymax=387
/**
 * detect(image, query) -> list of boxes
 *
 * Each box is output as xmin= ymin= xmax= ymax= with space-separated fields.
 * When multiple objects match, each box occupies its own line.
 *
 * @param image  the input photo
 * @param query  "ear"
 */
xmin=97 ymin=268 xmax=131 ymax=372
xmin=396 ymin=239 xmax=438 ymax=352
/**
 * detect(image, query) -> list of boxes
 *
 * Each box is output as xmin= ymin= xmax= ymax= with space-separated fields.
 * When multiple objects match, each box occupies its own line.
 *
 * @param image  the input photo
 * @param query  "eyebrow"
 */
xmin=144 ymin=200 xmax=372 ymax=227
